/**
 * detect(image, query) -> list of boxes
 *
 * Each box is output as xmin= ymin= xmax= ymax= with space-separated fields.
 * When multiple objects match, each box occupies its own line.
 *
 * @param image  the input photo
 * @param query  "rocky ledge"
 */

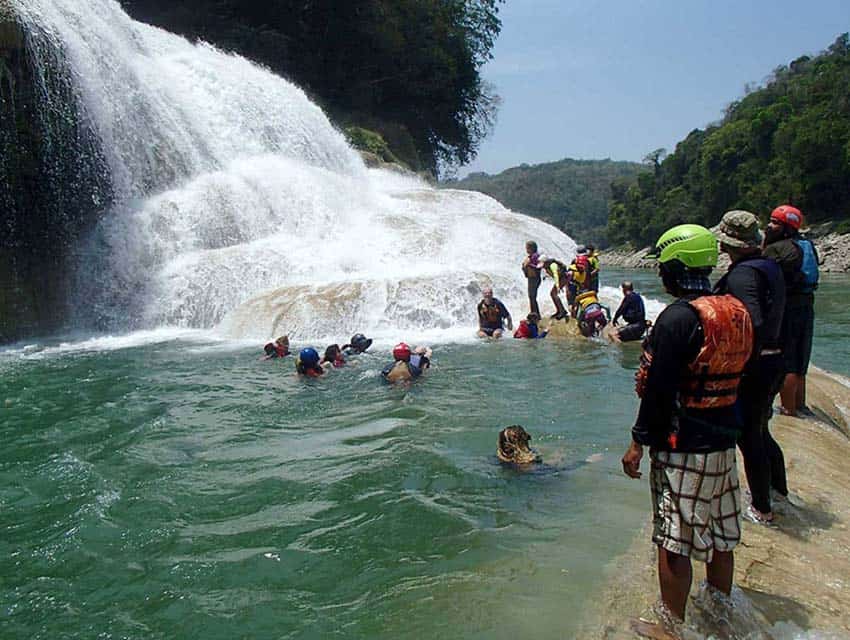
xmin=602 ymin=230 xmax=850 ymax=274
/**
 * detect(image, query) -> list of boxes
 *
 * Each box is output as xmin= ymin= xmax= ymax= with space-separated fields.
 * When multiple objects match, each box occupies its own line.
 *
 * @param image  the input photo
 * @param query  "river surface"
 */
xmin=2 ymin=271 xmax=847 ymax=639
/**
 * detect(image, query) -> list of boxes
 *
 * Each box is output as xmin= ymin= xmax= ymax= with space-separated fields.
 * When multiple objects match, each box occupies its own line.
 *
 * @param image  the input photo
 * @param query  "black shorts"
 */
xmin=783 ymin=304 xmax=814 ymax=375
xmin=618 ymin=322 xmax=646 ymax=342
xmin=480 ymin=326 xmax=501 ymax=336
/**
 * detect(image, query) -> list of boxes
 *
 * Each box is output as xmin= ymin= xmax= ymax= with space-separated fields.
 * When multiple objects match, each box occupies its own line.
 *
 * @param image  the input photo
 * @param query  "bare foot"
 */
xmin=630 ymin=618 xmax=681 ymax=640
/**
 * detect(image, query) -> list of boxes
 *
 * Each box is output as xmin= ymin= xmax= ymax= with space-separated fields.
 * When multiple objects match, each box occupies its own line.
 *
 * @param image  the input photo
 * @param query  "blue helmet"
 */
xmin=299 ymin=347 xmax=320 ymax=367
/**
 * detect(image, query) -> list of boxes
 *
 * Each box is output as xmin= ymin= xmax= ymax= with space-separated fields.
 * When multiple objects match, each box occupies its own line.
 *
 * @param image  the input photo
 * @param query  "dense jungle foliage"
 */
xmin=608 ymin=34 xmax=850 ymax=248
xmin=446 ymin=159 xmax=642 ymax=247
xmin=119 ymin=0 xmax=503 ymax=176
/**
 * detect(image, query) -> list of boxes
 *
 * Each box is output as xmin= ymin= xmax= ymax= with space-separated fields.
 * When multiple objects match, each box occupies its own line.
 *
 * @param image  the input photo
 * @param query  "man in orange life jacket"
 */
xmin=621 ymin=224 xmax=753 ymax=631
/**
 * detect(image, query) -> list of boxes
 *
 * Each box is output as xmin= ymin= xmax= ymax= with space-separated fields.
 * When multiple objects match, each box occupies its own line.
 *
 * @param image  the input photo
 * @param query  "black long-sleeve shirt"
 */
xmin=631 ymin=296 xmax=741 ymax=453
xmin=713 ymin=257 xmax=785 ymax=353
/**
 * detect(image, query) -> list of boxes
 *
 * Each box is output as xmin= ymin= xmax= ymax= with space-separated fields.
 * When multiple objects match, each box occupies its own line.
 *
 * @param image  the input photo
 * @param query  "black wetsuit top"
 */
xmin=632 ymin=295 xmax=741 ymax=453
xmin=713 ymin=256 xmax=785 ymax=354
xmin=613 ymin=291 xmax=645 ymax=325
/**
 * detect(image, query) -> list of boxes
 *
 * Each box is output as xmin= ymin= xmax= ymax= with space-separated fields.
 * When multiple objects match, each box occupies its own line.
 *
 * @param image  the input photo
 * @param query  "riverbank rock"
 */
xmin=602 ymin=230 xmax=850 ymax=274
xmin=583 ymin=366 xmax=850 ymax=638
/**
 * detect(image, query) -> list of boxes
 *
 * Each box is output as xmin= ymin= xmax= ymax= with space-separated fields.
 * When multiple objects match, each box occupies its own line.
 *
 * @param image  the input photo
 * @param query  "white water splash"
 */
xmin=12 ymin=0 xmax=586 ymax=341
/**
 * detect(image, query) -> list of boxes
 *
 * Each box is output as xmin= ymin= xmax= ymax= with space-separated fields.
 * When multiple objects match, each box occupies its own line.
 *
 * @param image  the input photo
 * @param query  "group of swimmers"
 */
xmin=261 ymin=332 xmax=432 ymax=383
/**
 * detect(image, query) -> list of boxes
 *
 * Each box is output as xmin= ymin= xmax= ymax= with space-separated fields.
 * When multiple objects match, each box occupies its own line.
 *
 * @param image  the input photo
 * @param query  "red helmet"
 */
xmin=575 ymin=255 xmax=589 ymax=269
xmin=770 ymin=205 xmax=803 ymax=230
xmin=393 ymin=342 xmax=411 ymax=362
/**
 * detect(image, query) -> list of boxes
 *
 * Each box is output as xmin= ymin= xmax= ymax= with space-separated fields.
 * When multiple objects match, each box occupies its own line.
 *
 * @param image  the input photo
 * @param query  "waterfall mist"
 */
xmin=12 ymin=0 xmax=576 ymax=341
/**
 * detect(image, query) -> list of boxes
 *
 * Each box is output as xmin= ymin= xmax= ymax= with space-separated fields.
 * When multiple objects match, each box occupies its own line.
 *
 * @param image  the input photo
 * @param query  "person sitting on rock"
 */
xmin=477 ymin=287 xmax=513 ymax=338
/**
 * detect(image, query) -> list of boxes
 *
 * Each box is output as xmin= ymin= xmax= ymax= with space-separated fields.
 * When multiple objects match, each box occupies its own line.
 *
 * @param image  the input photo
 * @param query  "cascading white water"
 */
xmin=14 ymin=0 xmax=578 ymax=341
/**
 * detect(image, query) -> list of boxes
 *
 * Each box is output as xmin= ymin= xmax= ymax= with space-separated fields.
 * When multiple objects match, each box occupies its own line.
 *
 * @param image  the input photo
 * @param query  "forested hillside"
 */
xmin=608 ymin=34 xmax=850 ymax=248
xmin=446 ymin=159 xmax=642 ymax=246
xmin=119 ymin=0 xmax=503 ymax=176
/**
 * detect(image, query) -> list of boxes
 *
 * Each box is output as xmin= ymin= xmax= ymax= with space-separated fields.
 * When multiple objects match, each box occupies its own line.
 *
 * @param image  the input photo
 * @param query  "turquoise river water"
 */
xmin=2 ymin=271 xmax=848 ymax=639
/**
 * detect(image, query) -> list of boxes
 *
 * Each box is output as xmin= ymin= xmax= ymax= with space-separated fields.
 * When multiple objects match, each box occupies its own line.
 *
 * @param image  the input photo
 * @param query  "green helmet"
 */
xmin=647 ymin=224 xmax=717 ymax=269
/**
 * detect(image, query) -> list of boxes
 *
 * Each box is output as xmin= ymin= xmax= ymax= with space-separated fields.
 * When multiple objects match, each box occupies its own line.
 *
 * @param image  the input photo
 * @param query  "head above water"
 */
xmin=525 ymin=240 xmax=538 ymax=254
xmin=621 ymin=280 xmax=634 ymax=292
xmin=276 ymin=335 xmax=289 ymax=347
xmin=393 ymin=342 xmax=411 ymax=362
xmin=482 ymin=286 xmax=494 ymax=299
xmin=263 ymin=342 xmax=276 ymax=356
xmin=324 ymin=344 xmax=341 ymax=361
xmin=298 ymin=347 xmax=320 ymax=367
xmin=497 ymin=425 xmax=540 ymax=465
xmin=348 ymin=333 xmax=373 ymax=352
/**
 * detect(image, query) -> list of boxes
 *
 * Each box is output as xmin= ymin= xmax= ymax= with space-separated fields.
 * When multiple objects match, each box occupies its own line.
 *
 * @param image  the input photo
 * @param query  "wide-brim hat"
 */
xmin=712 ymin=210 xmax=763 ymax=248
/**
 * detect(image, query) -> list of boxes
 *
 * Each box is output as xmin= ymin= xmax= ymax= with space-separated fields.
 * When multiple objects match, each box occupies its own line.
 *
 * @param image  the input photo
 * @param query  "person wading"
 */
xmin=622 ymin=224 xmax=753 ymax=636
xmin=713 ymin=210 xmax=787 ymax=525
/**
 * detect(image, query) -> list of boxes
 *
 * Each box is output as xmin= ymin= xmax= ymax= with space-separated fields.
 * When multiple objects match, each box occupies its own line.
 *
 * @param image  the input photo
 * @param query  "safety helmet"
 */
xmin=298 ymin=347 xmax=320 ymax=367
xmin=393 ymin=342 xmax=411 ymax=362
xmin=647 ymin=224 xmax=717 ymax=269
xmin=575 ymin=255 xmax=589 ymax=269
xmin=770 ymin=205 xmax=803 ymax=230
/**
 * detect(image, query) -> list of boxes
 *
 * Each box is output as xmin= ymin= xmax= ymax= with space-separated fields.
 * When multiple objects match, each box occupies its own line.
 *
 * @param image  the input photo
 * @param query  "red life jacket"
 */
xmin=513 ymin=321 xmax=532 ymax=339
xmin=635 ymin=295 xmax=753 ymax=410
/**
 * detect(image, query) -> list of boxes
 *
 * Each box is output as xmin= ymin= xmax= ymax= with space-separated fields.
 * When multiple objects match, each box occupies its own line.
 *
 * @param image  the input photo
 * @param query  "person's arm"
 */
xmin=612 ymin=298 xmax=626 ymax=324
xmin=477 ymin=302 xmax=485 ymax=328
xmin=631 ymin=305 xmax=700 ymax=447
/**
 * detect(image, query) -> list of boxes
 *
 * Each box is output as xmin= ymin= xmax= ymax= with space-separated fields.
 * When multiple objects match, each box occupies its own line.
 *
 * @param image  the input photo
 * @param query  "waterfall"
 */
xmin=12 ymin=0 xmax=576 ymax=341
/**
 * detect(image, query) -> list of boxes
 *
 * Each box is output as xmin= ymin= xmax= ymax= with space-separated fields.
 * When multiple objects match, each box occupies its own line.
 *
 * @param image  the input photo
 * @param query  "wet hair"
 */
xmin=526 ymin=240 xmax=538 ymax=252
xmin=276 ymin=335 xmax=289 ymax=346
xmin=263 ymin=343 xmax=276 ymax=356
xmin=621 ymin=280 xmax=634 ymax=291
xmin=527 ymin=312 xmax=540 ymax=323
xmin=323 ymin=344 xmax=341 ymax=362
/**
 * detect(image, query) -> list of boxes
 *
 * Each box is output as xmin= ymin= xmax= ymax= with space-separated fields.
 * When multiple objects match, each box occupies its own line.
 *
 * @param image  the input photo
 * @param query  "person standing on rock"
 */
xmin=521 ymin=240 xmax=543 ymax=316
xmin=763 ymin=205 xmax=820 ymax=417
xmin=621 ymin=224 xmax=753 ymax=635
xmin=713 ymin=211 xmax=788 ymax=525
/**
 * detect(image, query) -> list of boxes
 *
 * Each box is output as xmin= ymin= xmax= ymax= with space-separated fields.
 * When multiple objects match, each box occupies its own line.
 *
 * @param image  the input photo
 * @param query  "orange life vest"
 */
xmin=635 ymin=295 xmax=753 ymax=409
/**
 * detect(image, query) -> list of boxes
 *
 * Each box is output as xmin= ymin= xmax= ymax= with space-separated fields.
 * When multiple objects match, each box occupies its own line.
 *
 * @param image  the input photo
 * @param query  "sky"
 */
xmin=460 ymin=0 xmax=850 ymax=176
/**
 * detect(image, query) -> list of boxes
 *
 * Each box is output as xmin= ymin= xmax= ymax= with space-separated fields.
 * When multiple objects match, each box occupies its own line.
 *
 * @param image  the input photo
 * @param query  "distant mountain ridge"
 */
xmin=444 ymin=158 xmax=643 ymax=246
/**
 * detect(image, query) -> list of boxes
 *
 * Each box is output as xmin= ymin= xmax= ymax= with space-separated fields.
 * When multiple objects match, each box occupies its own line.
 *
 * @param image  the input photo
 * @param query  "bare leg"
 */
xmin=797 ymin=376 xmax=806 ymax=410
xmin=705 ymin=550 xmax=734 ymax=595
xmin=658 ymin=548 xmax=691 ymax=622
xmin=779 ymin=373 xmax=800 ymax=416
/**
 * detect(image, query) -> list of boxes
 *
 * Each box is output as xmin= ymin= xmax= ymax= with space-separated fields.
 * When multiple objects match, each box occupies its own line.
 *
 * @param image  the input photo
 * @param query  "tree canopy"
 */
xmin=607 ymin=33 xmax=850 ymax=247
xmin=119 ymin=0 xmax=504 ymax=175
xmin=445 ymin=158 xmax=643 ymax=246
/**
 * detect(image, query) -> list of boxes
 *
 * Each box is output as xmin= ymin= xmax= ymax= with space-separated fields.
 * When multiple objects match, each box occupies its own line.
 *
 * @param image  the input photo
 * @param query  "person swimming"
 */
xmin=295 ymin=347 xmax=325 ymax=377
xmin=382 ymin=342 xmax=431 ymax=383
xmin=342 ymin=333 xmax=373 ymax=355
xmin=320 ymin=344 xmax=346 ymax=369
xmin=261 ymin=335 xmax=290 ymax=359
xmin=497 ymin=425 xmax=542 ymax=464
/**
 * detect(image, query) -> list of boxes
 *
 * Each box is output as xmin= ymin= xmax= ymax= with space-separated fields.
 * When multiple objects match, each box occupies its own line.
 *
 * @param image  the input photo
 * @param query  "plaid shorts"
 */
xmin=650 ymin=448 xmax=742 ymax=563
